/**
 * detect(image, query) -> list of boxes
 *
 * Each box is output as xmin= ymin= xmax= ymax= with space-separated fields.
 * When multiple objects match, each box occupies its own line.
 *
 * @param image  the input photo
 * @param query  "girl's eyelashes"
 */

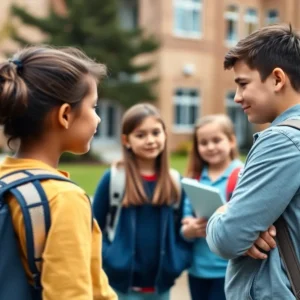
xmin=133 ymin=129 xmax=162 ymax=139
xmin=198 ymin=137 xmax=223 ymax=145
xmin=212 ymin=137 xmax=222 ymax=143
xmin=153 ymin=129 xmax=161 ymax=136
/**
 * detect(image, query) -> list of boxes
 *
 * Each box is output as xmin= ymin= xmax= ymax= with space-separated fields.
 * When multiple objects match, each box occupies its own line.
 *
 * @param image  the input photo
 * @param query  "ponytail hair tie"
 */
xmin=9 ymin=59 xmax=23 ymax=74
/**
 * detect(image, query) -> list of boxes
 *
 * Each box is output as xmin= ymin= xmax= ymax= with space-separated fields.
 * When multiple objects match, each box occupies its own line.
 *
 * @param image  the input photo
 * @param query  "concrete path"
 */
xmin=171 ymin=272 xmax=191 ymax=300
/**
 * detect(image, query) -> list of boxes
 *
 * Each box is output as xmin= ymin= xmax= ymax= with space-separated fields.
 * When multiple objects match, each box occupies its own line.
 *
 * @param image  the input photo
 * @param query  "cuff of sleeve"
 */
xmin=180 ymin=226 xmax=196 ymax=243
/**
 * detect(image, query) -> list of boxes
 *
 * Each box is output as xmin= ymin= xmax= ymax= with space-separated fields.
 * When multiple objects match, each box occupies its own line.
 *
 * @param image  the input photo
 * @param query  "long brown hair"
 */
xmin=185 ymin=114 xmax=239 ymax=179
xmin=118 ymin=103 xmax=180 ymax=207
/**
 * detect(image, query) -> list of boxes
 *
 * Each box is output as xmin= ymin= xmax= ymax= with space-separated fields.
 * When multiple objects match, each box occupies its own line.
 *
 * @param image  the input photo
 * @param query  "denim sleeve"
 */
xmin=180 ymin=193 xmax=196 ymax=241
xmin=206 ymin=129 xmax=300 ymax=259
xmin=183 ymin=196 xmax=194 ymax=217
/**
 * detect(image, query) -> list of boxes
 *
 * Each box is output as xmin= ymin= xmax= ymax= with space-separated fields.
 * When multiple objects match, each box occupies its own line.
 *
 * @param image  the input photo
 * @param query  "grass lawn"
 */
xmin=59 ymin=154 xmax=188 ymax=196
xmin=59 ymin=163 xmax=108 ymax=196
xmin=60 ymin=154 xmax=246 ymax=196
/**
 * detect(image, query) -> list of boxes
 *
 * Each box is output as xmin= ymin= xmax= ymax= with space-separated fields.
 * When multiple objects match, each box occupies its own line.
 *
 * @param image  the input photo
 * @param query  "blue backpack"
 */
xmin=0 ymin=169 xmax=73 ymax=300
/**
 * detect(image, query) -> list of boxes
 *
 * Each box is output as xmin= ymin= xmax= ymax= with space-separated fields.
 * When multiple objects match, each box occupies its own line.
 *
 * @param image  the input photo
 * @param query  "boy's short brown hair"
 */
xmin=224 ymin=24 xmax=300 ymax=92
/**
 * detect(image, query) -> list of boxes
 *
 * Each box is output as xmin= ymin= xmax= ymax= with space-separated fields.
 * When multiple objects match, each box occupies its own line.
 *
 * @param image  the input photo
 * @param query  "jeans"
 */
xmin=188 ymin=274 xmax=226 ymax=300
xmin=115 ymin=289 xmax=170 ymax=300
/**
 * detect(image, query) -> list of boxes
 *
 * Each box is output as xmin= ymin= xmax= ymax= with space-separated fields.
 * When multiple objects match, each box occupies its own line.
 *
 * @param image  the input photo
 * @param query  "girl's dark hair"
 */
xmin=117 ymin=103 xmax=180 ymax=207
xmin=0 ymin=46 xmax=106 ymax=146
xmin=224 ymin=24 xmax=300 ymax=91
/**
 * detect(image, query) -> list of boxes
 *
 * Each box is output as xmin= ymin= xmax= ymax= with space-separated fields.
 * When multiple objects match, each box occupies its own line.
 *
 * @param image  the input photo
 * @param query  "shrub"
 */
xmin=172 ymin=140 xmax=192 ymax=156
xmin=60 ymin=151 xmax=101 ymax=163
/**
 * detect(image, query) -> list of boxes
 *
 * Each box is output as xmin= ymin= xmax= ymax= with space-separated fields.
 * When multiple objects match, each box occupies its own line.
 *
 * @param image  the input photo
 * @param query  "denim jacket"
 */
xmin=207 ymin=104 xmax=300 ymax=299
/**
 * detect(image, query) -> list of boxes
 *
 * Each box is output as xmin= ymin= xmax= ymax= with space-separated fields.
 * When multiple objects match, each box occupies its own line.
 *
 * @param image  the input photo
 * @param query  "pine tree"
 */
xmin=11 ymin=0 xmax=159 ymax=107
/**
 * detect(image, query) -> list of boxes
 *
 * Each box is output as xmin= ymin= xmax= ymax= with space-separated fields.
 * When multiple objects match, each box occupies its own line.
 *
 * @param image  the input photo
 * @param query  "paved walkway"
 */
xmin=171 ymin=272 xmax=190 ymax=300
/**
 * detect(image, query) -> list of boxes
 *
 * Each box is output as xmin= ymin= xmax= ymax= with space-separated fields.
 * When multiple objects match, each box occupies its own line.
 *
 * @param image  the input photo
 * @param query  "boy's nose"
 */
xmin=233 ymin=93 xmax=243 ymax=103
xmin=234 ymin=89 xmax=242 ymax=103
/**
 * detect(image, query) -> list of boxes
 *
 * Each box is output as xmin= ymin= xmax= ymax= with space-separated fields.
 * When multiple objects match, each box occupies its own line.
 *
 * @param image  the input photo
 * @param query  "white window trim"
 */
xmin=172 ymin=127 xmax=195 ymax=134
xmin=265 ymin=9 xmax=279 ymax=25
xmin=173 ymin=88 xmax=200 ymax=133
xmin=224 ymin=11 xmax=238 ymax=21
xmin=224 ymin=6 xmax=239 ymax=46
xmin=244 ymin=8 xmax=258 ymax=36
xmin=173 ymin=0 xmax=203 ymax=39
xmin=94 ymin=100 xmax=122 ymax=141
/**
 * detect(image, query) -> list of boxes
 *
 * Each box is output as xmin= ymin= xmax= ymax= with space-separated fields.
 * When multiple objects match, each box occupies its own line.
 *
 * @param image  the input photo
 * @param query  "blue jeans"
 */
xmin=188 ymin=274 xmax=226 ymax=300
xmin=116 ymin=290 xmax=170 ymax=300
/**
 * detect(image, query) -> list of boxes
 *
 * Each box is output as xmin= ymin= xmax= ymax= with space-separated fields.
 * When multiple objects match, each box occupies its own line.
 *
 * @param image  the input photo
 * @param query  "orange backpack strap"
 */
xmin=226 ymin=167 xmax=242 ymax=202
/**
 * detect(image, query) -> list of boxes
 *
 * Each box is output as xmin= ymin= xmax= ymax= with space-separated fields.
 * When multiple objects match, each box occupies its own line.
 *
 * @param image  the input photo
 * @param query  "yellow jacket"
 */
xmin=0 ymin=157 xmax=117 ymax=300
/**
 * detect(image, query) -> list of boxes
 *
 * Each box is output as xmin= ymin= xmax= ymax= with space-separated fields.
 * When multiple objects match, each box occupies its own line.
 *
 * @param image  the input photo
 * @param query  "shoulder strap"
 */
xmin=109 ymin=165 xmax=125 ymax=206
xmin=278 ymin=119 xmax=300 ymax=130
xmin=226 ymin=167 xmax=242 ymax=202
xmin=106 ymin=167 xmax=183 ymax=242
xmin=275 ymin=119 xmax=300 ymax=299
xmin=0 ymin=169 xmax=72 ymax=289
xmin=107 ymin=166 xmax=125 ymax=242
xmin=274 ymin=216 xmax=300 ymax=299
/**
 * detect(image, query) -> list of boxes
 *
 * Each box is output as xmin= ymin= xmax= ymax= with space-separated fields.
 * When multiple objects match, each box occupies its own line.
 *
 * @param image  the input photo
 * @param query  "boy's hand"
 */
xmin=245 ymin=225 xmax=277 ymax=259
xmin=182 ymin=217 xmax=208 ymax=238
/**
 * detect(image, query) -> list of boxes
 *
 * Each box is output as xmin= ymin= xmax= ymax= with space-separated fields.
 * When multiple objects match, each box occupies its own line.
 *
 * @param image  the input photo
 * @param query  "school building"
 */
xmin=0 ymin=0 xmax=299 ymax=156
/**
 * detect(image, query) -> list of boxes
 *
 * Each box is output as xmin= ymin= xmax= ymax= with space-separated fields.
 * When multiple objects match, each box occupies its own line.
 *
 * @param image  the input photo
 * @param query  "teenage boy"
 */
xmin=206 ymin=24 xmax=300 ymax=299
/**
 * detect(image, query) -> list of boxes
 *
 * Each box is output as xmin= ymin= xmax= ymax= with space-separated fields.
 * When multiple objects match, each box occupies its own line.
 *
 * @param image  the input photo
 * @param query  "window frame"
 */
xmin=244 ymin=8 xmax=258 ymax=37
xmin=224 ymin=5 xmax=239 ymax=46
xmin=265 ymin=9 xmax=279 ymax=25
xmin=173 ymin=0 xmax=203 ymax=39
xmin=173 ymin=88 xmax=200 ymax=133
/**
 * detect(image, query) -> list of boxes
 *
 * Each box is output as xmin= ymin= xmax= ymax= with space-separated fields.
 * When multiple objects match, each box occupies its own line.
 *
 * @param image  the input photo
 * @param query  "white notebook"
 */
xmin=181 ymin=177 xmax=225 ymax=218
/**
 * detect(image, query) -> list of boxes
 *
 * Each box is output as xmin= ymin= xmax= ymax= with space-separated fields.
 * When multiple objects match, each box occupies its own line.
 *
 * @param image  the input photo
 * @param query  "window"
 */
xmin=174 ymin=0 xmax=202 ymax=38
xmin=265 ymin=9 xmax=279 ymax=25
xmin=173 ymin=88 xmax=200 ymax=131
xmin=119 ymin=0 xmax=138 ymax=29
xmin=244 ymin=8 xmax=258 ymax=36
xmin=226 ymin=91 xmax=252 ymax=149
xmin=225 ymin=5 xmax=239 ymax=45
xmin=95 ymin=101 xmax=121 ymax=139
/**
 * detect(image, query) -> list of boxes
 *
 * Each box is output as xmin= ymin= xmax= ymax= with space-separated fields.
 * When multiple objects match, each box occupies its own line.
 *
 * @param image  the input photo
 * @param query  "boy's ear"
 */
xmin=121 ymin=134 xmax=130 ymax=149
xmin=58 ymin=103 xmax=72 ymax=129
xmin=272 ymin=68 xmax=286 ymax=92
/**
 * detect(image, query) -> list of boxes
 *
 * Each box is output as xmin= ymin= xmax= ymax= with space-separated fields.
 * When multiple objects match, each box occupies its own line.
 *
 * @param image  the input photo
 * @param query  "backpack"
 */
xmin=274 ymin=119 xmax=300 ymax=299
xmin=226 ymin=167 xmax=242 ymax=202
xmin=106 ymin=166 xmax=182 ymax=242
xmin=0 ymin=169 xmax=75 ymax=300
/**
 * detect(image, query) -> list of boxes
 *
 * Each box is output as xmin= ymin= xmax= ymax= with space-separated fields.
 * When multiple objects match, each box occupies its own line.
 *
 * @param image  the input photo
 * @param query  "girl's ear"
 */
xmin=58 ymin=103 xmax=72 ymax=129
xmin=229 ymin=134 xmax=237 ymax=149
xmin=121 ymin=134 xmax=130 ymax=149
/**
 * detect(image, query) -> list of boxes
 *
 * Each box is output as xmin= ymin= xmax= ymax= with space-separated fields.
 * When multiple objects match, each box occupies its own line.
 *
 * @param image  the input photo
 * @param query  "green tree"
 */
xmin=11 ymin=0 xmax=159 ymax=107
